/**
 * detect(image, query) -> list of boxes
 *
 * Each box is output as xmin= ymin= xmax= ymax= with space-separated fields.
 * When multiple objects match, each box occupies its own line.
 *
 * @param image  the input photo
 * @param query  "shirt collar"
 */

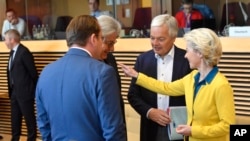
xmin=70 ymin=46 xmax=92 ymax=57
xmin=12 ymin=44 xmax=19 ymax=52
xmin=91 ymin=10 xmax=101 ymax=17
xmin=194 ymin=66 xmax=219 ymax=84
xmin=154 ymin=46 xmax=175 ymax=60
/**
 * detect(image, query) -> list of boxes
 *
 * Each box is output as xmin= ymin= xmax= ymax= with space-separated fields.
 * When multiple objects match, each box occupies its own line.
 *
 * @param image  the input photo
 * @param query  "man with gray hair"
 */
xmin=5 ymin=29 xmax=37 ymax=141
xmin=127 ymin=14 xmax=191 ymax=141
xmin=97 ymin=15 xmax=127 ymax=140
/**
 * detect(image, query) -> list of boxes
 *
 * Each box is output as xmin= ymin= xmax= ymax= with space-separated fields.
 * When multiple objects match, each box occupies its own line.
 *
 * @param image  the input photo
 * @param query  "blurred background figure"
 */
xmin=2 ymin=9 xmax=26 ymax=40
xmin=88 ymin=0 xmax=112 ymax=17
xmin=175 ymin=0 xmax=203 ymax=29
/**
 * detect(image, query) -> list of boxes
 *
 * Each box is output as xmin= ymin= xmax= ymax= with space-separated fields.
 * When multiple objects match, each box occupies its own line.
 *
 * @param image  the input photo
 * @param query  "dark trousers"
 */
xmin=156 ymin=126 xmax=170 ymax=141
xmin=156 ymin=126 xmax=184 ymax=141
xmin=10 ymin=94 xmax=37 ymax=141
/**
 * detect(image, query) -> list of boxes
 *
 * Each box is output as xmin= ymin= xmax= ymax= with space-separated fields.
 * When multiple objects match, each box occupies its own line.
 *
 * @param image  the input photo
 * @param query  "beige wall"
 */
xmin=51 ymin=0 xmax=87 ymax=17
xmin=142 ymin=0 xmax=152 ymax=7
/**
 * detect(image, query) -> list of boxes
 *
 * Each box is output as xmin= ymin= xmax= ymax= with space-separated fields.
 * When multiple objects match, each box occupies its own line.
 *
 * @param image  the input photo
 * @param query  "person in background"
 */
xmin=119 ymin=28 xmax=236 ymax=141
xmin=88 ymin=0 xmax=112 ymax=17
xmin=175 ymin=0 xmax=203 ymax=29
xmin=97 ymin=15 xmax=127 ymax=139
xmin=35 ymin=15 xmax=126 ymax=141
xmin=5 ymin=29 xmax=38 ymax=141
xmin=127 ymin=14 xmax=191 ymax=141
xmin=2 ymin=9 xmax=26 ymax=40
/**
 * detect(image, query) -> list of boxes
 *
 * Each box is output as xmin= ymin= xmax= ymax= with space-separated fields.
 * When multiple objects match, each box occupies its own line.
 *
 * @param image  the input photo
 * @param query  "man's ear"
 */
xmin=89 ymin=33 xmax=97 ymax=45
xmin=89 ymin=33 xmax=97 ymax=46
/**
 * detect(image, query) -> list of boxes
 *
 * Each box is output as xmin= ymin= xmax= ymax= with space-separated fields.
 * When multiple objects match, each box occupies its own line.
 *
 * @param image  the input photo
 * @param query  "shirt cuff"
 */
xmin=146 ymin=108 xmax=153 ymax=119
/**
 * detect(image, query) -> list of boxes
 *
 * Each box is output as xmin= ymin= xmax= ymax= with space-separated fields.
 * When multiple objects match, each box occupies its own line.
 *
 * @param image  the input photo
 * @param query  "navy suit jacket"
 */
xmin=104 ymin=52 xmax=126 ymax=124
xmin=36 ymin=48 xmax=126 ymax=141
xmin=128 ymin=47 xmax=191 ymax=141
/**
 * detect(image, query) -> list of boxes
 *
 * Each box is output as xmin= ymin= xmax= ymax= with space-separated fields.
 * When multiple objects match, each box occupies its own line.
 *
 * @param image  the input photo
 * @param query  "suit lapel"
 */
xmin=10 ymin=54 xmax=15 ymax=70
xmin=148 ymin=50 xmax=157 ymax=78
xmin=172 ymin=46 xmax=184 ymax=80
xmin=147 ymin=51 xmax=157 ymax=105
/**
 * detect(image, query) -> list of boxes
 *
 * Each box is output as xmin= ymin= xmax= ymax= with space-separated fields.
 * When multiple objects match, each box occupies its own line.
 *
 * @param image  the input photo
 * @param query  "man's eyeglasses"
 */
xmin=102 ymin=37 xmax=117 ymax=48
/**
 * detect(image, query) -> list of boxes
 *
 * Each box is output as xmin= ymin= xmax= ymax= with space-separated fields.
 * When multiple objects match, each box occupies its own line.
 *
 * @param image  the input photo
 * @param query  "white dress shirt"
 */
xmin=155 ymin=47 xmax=174 ymax=111
xmin=9 ymin=44 xmax=19 ymax=70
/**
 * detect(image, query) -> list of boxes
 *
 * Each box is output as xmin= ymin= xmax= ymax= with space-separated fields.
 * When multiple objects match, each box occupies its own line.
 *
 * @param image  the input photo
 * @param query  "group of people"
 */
xmin=1 ymin=0 xmax=235 ymax=140
xmin=119 ymin=15 xmax=236 ymax=141
xmin=3 ymin=12 xmax=126 ymax=141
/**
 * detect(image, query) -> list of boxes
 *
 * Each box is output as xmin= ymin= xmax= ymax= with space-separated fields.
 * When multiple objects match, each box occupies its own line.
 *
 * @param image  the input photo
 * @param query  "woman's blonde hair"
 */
xmin=184 ymin=28 xmax=222 ymax=66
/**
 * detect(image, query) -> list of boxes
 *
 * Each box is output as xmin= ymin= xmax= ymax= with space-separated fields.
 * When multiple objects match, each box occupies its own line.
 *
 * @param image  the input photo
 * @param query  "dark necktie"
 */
xmin=9 ymin=50 xmax=15 ymax=87
xmin=9 ymin=50 xmax=14 ymax=69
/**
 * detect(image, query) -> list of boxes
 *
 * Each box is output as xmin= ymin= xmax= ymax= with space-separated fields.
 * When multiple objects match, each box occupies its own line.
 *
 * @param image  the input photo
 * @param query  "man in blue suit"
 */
xmin=35 ymin=15 xmax=126 ymax=141
xmin=128 ymin=14 xmax=191 ymax=141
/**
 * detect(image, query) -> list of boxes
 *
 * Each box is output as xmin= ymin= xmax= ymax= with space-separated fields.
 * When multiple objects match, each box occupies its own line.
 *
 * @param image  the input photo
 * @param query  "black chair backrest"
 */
xmin=55 ymin=16 xmax=73 ymax=32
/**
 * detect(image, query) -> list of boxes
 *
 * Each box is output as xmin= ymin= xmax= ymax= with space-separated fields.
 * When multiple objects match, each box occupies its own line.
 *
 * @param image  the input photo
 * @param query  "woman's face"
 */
xmin=184 ymin=42 xmax=202 ymax=69
xmin=100 ymin=32 xmax=118 ymax=60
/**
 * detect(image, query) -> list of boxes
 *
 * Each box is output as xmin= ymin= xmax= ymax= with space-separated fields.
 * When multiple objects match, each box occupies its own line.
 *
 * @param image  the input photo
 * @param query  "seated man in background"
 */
xmin=175 ymin=0 xmax=203 ymax=29
xmin=88 ymin=0 xmax=112 ymax=17
xmin=1 ymin=9 xmax=26 ymax=40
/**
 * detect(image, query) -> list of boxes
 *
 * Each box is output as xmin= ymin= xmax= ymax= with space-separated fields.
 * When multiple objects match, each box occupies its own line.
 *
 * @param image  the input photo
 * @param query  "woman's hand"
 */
xmin=176 ymin=124 xmax=192 ymax=136
xmin=117 ymin=62 xmax=139 ymax=78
